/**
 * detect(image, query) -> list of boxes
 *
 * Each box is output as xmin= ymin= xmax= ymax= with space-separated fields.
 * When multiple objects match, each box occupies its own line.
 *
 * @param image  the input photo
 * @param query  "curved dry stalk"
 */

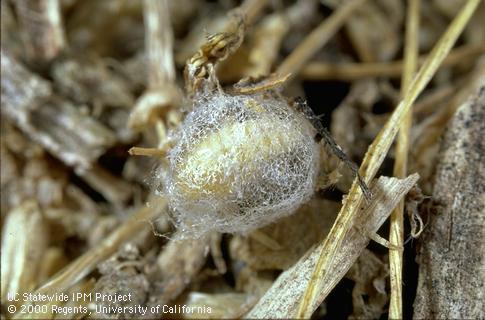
xmin=144 ymin=0 xmax=176 ymax=86
xmin=128 ymin=0 xmax=181 ymax=130
xmin=389 ymin=0 xmax=420 ymax=318
xmin=295 ymin=0 xmax=481 ymax=317
xmin=299 ymin=43 xmax=485 ymax=80
xmin=275 ymin=0 xmax=368 ymax=80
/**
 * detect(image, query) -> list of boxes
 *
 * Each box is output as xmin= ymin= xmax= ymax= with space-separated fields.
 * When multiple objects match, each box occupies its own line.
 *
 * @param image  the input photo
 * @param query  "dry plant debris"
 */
xmin=246 ymin=174 xmax=419 ymax=318
xmin=413 ymin=87 xmax=484 ymax=319
xmin=1 ymin=0 xmax=484 ymax=319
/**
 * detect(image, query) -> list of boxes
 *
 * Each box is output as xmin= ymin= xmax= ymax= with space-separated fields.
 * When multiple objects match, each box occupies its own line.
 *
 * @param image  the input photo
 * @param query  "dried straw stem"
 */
xmin=128 ymin=146 xmax=167 ymax=158
xmin=144 ymin=0 xmax=176 ymax=86
xmin=389 ymin=0 xmax=420 ymax=318
xmin=276 ymin=0 xmax=368 ymax=80
xmin=129 ymin=0 xmax=180 ymax=130
xmin=300 ymin=43 xmax=485 ymax=80
xmin=295 ymin=0 xmax=481 ymax=317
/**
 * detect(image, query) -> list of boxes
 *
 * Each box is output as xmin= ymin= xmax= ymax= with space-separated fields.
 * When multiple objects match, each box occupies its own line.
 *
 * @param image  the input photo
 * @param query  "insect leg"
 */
xmin=293 ymin=97 xmax=372 ymax=200
xmin=316 ymin=126 xmax=372 ymax=200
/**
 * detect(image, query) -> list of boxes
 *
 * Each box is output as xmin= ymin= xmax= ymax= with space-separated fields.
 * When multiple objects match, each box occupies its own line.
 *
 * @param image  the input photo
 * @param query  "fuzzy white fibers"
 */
xmin=158 ymin=92 xmax=320 ymax=238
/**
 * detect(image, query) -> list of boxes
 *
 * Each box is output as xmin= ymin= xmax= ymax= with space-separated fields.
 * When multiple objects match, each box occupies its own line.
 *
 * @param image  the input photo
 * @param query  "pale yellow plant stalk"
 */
xmin=128 ymin=0 xmax=181 ymax=131
xmin=296 ymin=0 xmax=481 ymax=317
xmin=389 ymin=0 xmax=420 ymax=318
xmin=276 ymin=0 xmax=368 ymax=79
xmin=300 ymin=43 xmax=484 ymax=80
